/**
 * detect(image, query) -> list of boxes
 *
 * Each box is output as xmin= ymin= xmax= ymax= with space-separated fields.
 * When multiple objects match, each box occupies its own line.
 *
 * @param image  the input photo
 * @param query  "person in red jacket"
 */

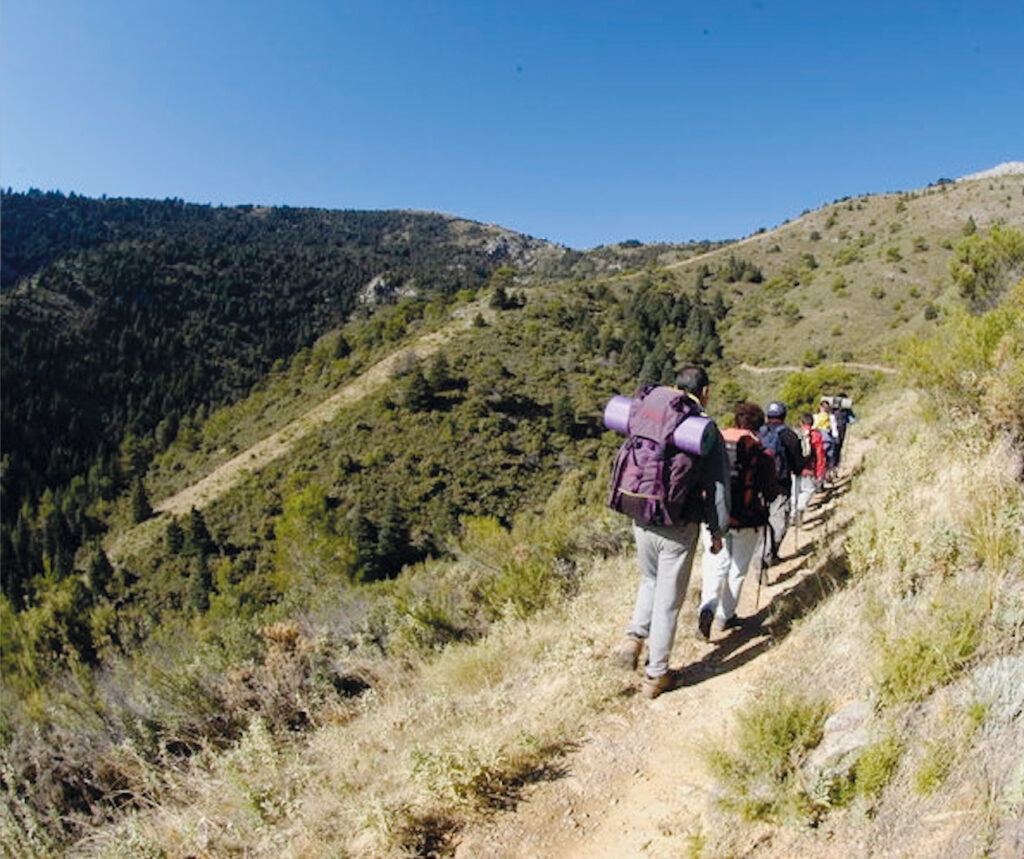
xmin=795 ymin=413 xmax=826 ymax=520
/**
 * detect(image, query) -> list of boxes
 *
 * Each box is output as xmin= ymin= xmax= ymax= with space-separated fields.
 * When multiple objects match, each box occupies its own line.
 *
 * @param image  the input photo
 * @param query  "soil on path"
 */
xmin=454 ymin=443 xmax=869 ymax=858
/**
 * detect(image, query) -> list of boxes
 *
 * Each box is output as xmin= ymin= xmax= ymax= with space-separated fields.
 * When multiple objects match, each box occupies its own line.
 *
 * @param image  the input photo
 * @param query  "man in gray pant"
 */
xmin=617 ymin=366 xmax=730 ymax=699
xmin=759 ymin=401 xmax=806 ymax=564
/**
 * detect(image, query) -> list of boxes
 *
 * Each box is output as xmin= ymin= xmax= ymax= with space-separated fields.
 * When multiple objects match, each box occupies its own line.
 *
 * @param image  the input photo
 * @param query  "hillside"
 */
xmin=648 ymin=170 xmax=1024 ymax=367
xmin=1 ymin=174 xmax=1023 ymax=856
xmin=0 ymin=191 xmax=727 ymax=519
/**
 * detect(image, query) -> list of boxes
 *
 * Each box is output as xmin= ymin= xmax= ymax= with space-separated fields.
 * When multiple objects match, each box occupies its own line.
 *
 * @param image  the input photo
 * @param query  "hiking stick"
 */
xmin=790 ymin=477 xmax=800 ymax=555
xmin=756 ymin=525 xmax=768 ymax=609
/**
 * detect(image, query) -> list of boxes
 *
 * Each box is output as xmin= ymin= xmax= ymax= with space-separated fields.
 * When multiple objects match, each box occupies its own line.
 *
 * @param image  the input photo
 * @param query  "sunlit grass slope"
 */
xmin=696 ymin=280 xmax=1024 ymax=857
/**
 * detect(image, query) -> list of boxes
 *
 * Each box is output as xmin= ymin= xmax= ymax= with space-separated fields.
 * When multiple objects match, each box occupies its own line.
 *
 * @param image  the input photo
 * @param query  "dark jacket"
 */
xmin=760 ymin=419 xmax=805 ymax=491
xmin=675 ymin=393 xmax=731 ymax=538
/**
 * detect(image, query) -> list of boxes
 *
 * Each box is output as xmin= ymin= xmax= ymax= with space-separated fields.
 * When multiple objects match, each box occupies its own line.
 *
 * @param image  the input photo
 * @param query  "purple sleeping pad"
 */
xmin=602 ymin=394 xmax=712 ymax=456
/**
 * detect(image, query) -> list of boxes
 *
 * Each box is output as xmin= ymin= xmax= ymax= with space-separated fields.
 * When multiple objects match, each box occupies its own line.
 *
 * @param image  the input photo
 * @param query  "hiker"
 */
xmin=813 ymin=399 xmax=838 ymax=482
xmin=832 ymin=393 xmax=856 ymax=466
xmin=613 ymin=366 xmax=730 ymax=699
xmin=758 ymin=401 xmax=805 ymax=563
xmin=697 ymin=402 xmax=778 ymax=636
xmin=795 ymin=413 xmax=827 ymax=518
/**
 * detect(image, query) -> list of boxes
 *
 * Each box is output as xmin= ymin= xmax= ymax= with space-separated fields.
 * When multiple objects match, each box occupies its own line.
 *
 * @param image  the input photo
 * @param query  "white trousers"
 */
xmin=700 ymin=525 xmax=768 ymax=622
xmin=795 ymin=474 xmax=818 ymax=514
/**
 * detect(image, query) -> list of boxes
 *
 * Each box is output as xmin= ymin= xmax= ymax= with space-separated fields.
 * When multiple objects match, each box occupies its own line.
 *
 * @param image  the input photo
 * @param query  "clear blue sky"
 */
xmin=3 ymin=1 xmax=1022 ymax=249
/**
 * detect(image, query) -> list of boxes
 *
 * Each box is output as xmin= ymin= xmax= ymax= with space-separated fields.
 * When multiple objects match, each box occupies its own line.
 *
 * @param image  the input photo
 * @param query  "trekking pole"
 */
xmin=790 ymin=477 xmax=800 ymax=556
xmin=756 ymin=525 xmax=767 ymax=609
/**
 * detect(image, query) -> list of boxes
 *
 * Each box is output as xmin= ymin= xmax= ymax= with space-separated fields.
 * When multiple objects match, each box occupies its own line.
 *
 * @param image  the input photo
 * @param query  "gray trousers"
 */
xmin=768 ymin=490 xmax=791 ymax=557
xmin=626 ymin=521 xmax=699 ymax=678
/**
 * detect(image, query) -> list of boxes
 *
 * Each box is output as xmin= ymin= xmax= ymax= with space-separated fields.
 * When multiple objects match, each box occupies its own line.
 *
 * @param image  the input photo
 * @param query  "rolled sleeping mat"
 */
xmin=674 ymin=414 xmax=714 ymax=456
xmin=602 ymin=395 xmax=715 ymax=457
xmin=602 ymin=395 xmax=633 ymax=435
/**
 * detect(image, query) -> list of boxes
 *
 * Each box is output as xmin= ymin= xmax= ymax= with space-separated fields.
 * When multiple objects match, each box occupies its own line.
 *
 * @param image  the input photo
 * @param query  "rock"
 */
xmin=806 ymin=699 xmax=873 ymax=772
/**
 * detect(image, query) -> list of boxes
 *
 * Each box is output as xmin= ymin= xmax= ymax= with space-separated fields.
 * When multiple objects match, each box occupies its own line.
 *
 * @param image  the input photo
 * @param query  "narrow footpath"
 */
xmin=454 ymin=440 xmax=869 ymax=858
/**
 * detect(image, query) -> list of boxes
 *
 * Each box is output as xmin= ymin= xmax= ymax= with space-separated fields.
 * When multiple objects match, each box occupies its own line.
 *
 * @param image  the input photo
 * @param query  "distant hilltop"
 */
xmin=957 ymin=161 xmax=1024 ymax=181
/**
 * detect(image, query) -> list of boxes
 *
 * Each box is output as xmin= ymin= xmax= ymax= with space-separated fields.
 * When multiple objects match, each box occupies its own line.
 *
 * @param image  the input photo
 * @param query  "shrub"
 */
xmin=835 ymin=247 xmax=860 ymax=266
xmin=873 ymin=593 xmax=985 ymax=706
xmin=704 ymin=685 xmax=829 ymax=822
xmin=949 ymin=225 xmax=1024 ymax=309
xmin=852 ymin=731 xmax=904 ymax=800
xmin=900 ymin=278 xmax=1024 ymax=437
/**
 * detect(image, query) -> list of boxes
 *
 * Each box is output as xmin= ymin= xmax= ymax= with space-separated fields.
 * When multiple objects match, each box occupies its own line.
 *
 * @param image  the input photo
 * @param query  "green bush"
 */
xmin=704 ymin=685 xmax=828 ymax=822
xmin=874 ymin=594 xmax=985 ymax=706
xmin=779 ymin=366 xmax=874 ymax=416
xmin=900 ymin=278 xmax=1024 ymax=437
xmin=949 ymin=225 xmax=1024 ymax=308
xmin=852 ymin=732 xmax=903 ymax=800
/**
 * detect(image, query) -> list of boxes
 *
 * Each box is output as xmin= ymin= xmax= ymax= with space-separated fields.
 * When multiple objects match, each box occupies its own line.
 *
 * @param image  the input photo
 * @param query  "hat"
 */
xmin=766 ymin=401 xmax=787 ymax=419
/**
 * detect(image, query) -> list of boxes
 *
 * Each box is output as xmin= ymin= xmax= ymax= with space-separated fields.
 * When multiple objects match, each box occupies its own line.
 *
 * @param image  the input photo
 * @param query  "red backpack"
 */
xmin=607 ymin=386 xmax=702 ymax=526
xmin=722 ymin=427 xmax=774 ymax=528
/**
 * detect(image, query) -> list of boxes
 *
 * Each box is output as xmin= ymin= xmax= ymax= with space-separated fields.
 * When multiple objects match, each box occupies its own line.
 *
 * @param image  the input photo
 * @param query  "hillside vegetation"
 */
xmin=1 ymin=174 xmax=1023 ymax=855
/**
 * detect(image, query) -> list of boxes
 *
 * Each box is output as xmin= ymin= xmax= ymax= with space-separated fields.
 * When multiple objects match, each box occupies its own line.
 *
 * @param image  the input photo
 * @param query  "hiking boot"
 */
xmin=616 ymin=636 xmax=643 ymax=671
xmin=721 ymin=615 xmax=743 ymax=630
xmin=698 ymin=607 xmax=714 ymax=641
xmin=641 ymin=670 xmax=676 ymax=699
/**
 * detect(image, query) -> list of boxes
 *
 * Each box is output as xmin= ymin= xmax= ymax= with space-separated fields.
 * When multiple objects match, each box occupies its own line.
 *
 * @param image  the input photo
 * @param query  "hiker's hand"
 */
xmin=710 ymin=534 xmax=723 ymax=554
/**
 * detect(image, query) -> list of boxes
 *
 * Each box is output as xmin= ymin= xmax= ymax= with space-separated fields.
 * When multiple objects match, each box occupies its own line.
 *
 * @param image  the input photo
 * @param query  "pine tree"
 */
xmin=401 ymin=367 xmax=433 ymax=412
xmin=165 ymin=518 xmax=185 ymax=554
xmin=188 ymin=554 xmax=212 ymax=612
xmin=349 ymin=506 xmax=379 ymax=581
xmin=375 ymin=492 xmax=409 ymax=578
xmin=184 ymin=507 xmax=214 ymax=557
xmin=426 ymin=352 xmax=452 ymax=393
xmin=130 ymin=477 xmax=152 ymax=524
xmin=552 ymin=393 xmax=575 ymax=436
xmin=87 ymin=548 xmax=115 ymax=595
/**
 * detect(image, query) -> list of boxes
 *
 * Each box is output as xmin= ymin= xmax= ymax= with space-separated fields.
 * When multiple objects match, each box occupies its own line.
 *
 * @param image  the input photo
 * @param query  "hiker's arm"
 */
xmin=782 ymin=428 xmax=806 ymax=472
xmin=701 ymin=427 xmax=730 ymax=540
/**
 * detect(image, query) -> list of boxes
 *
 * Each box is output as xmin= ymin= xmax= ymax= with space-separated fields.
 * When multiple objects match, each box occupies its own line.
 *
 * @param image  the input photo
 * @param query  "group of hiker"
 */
xmin=607 ymin=366 xmax=854 ymax=699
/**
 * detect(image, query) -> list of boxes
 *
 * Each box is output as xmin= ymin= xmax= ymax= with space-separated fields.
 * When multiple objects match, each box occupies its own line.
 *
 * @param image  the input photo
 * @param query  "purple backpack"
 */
xmin=607 ymin=385 xmax=701 ymax=526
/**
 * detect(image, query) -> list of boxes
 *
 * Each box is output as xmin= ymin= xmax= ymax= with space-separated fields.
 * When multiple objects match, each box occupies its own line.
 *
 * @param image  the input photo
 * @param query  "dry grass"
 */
xmin=64 ymin=539 xmax=639 ymax=857
xmin=691 ymin=383 xmax=1024 ymax=858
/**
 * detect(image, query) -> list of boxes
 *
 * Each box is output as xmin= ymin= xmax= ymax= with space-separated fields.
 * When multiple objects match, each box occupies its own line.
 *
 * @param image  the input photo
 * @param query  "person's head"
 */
xmin=765 ymin=400 xmax=787 ymax=422
xmin=734 ymin=402 xmax=765 ymax=431
xmin=800 ymin=413 xmax=814 ymax=427
xmin=675 ymin=365 xmax=710 ymax=405
xmin=819 ymin=398 xmax=832 ymax=412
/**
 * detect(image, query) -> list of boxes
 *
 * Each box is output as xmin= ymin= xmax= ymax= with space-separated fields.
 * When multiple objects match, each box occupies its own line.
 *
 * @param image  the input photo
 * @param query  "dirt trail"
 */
xmin=455 ymin=442 xmax=869 ymax=858
xmin=737 ymin=361 xmax=897 ymax=375
xmin=154 ymin=319 xmax=476 ymax=518
xmin=106 ymin=310 xmax=484 ymax=560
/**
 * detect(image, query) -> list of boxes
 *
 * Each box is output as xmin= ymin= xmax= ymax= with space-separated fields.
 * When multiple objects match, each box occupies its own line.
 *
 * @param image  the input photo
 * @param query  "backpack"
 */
xmin=607 ymin=385 xmax=701 ymax=526
xmin=758 ymin=422 xmax=791 ymax=483
xmin=798 ymin=426 xmax=812 ymax=460
xmin=722 ymin=427 xmax=770 ymax=528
